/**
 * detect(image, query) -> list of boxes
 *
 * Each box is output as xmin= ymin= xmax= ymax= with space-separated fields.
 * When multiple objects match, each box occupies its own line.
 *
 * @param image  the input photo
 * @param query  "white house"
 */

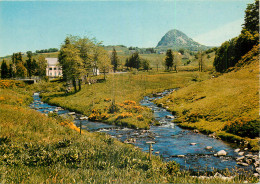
xmin=46 ymin=58 xmax=62 ymax=78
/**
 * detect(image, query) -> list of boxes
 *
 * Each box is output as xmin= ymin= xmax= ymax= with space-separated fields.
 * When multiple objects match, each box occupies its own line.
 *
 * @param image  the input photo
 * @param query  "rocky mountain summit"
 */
xmin=156 ymin=29 xmax=205 ymax=50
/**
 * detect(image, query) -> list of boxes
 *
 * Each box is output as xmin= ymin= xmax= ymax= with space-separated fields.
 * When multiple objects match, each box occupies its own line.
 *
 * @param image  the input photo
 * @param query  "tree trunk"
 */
xmin=78 ymin=79 xmax=82 ymax=91
xmin=72 ymin=79 xmax=77 ymax=92
xmin=103 ymin=71 xmax=106 ymax=80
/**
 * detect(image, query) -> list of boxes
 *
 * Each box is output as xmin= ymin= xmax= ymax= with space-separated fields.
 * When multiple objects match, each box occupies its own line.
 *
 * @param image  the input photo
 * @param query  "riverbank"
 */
xmin=155 ymin=56 xmax=259 ymax=152
xmin=40 ymin=71 xmax=210 ymax=129
xmin=2 ymin=80 xmax=258 ymax=183
xmin=0 ymin=80 xmax=173 ymax=183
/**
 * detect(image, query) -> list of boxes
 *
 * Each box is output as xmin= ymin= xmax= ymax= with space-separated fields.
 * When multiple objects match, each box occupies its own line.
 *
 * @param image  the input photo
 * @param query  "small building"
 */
xmin=46 ymin=58 xmax=62 ymax=78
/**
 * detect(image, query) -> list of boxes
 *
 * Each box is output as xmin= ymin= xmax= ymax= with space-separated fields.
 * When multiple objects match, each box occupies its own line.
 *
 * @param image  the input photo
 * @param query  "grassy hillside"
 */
xmin=0 ymin=80 xmax=171 ymax=183
xmin=1 ymin=80 xmax=253 ymax=183
xmin=155 ymin=52 xmax=259 ymax=150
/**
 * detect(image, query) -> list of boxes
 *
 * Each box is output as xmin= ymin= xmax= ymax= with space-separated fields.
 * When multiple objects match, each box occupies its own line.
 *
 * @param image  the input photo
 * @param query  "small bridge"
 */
xmin=17 ymin=77 xmax=40 ymax=84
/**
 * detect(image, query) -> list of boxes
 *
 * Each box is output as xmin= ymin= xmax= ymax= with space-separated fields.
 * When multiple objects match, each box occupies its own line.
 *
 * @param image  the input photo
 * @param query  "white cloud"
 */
xmin=193 ymin=19 xmax=244 ymax=46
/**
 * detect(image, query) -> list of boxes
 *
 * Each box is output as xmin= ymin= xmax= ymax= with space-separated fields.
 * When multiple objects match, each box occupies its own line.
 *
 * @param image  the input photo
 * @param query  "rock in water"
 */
xmin=205 ymin=146 xmax=213 ymax=150
xmin=216 ymin=150 xmax=227 ymax=156
xmin=238 ymin=152 xmax=244 ymax=156
xmin=234 ymin=148 xmax=240 ymax=153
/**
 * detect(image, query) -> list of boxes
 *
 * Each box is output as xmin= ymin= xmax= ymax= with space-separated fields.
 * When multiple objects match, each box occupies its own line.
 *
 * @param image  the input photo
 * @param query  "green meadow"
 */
xmin=2 ymin=80 xmax=255 ymax=183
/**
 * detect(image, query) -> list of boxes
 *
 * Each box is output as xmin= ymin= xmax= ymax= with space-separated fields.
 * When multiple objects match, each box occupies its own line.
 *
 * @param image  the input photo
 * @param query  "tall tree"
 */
xmin=141 ymin=59 xmax=150 ymax=71
xmin=59 ymin=41 xmax=84 ymax=92
xmin=213 ymin=0 xmax=259 ymax=73
xmin=97 ymin=47 xmax=111 ymax=80
xmin=243 ymin=0 xmax=259 ymax=34
xmin=173 ymin=52 xmax=182 ymax=73
xmin=111 ymin=47 xmax=119 ymax=72
xmin=58 ymin=37 xmax=71 ymax=81
xmin=1 ymin=60 xmax=9 ymax=79
xmin=164 ymin=49 xmax=174 ymax=71
xmin=37 ymin=55 xmax=47 ymax=78
xmin=25 ymin=51 xmax=33 ymax=78
xmin=126 ymin=52 xmax=141 ymax=69
xmin=16 ymin=62 xmax=27 ymax=78
xmin=8 ymin=64 xmax=14 ymax=78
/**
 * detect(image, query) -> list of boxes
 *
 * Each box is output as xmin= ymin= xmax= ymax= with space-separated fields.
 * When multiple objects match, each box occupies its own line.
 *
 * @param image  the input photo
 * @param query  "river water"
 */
xmin=30 ymin=91 xmax=255 ymax=173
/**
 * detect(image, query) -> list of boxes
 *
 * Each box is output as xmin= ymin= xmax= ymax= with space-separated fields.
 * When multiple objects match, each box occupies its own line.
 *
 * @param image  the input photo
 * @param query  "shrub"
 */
xmin=108 ymin=103 xmax=120 ymax=114
xmin=137 ymin=115 xmax=144 ymax=121
xmin=224 ymin=118 xmax=260 ymax=138
xmin=89 ymin=109 xmax=110 ymax=121
xmin=123 ymin=100 xmax=137 ymax=106
xmin=116 ymin=112 xmax=133 ymax=120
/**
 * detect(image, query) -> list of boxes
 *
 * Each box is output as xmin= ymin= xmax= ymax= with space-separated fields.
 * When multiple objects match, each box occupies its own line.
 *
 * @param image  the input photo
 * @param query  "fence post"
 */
xmin=80 ymin=121 xmax=82 ymax=135
xmin=146 ymin=141 xmax=155 ymax=161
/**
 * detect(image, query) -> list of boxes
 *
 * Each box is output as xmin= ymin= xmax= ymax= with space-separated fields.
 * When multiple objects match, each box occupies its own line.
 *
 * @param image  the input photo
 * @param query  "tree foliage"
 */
xmin=111 ymin=47 xmax=119 ymax=72
xmin=164 ymin=49 xmax=174 ymax=71
xmin=213 ymin=0 xmax=259 ymax=73
xmin=37 ymin=55 xmax=47 ymax=78
xmin=242 ymin=0 xmax=259 ymax=34
xmin=1 ymin=60 xmax=9 ymax=79
xmin=125 ymin=52 xmax=141 ymax=69
xmin=59 ymin=39 xmax=84 ymax=92
xmin=59 ymin=36 xmax=111 ymax=91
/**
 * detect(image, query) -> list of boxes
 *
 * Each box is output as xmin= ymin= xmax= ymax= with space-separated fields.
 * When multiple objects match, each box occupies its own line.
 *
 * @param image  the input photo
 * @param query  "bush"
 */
xmin=224 ymin=118 xmax=260 ymax=138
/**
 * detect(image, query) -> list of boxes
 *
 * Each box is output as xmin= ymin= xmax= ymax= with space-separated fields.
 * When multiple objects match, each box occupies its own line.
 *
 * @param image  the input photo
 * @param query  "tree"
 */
xmin=37 ymin=55 xmax=47 ymax=78
xmin=1 ymin=60 xmax=9 ymax=79
xmin=111 ymin=47 xmax=119 ymax=72
xmin=126 ymin=52 xmax=141 ymax=70
xmin=141 ymin=59 xmax=150 ymax=71
xmin=213 ymin=0 xmax=259 ymax=73
xmin=16 ymin=62 xmax=27 ymax=78
xmin=243 ymin=0 xmax=259 ymax=34
xmin=58 ymin=37 xmax=71 ymax=81
xmin=125 ymin=58 xmax=130 ymax=69
xmin=173 ymin=53 xmax=182 ymax=72
xmin=8 ymin=64 xmax=14 ymax=78
xmin=25 ymin=51 xmax=33 ymax=78
xmin=59 ymin=39 xmax=84 ymax=92
xmin=164 ymin=49 xmax=174 ymax=71
xmin=97 ymin=47 xmax=111 ymax=80
xmin=71 ymin=36 xmax=97 ymax=77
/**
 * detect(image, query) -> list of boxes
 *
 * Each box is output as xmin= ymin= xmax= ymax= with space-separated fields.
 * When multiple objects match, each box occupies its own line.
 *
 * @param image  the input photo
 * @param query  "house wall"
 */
xmin=46 ymin=66 xmax=62 ymax=77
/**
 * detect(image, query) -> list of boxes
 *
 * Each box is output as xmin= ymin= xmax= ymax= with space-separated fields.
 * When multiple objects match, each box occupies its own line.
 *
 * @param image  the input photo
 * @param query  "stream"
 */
xmin=30 ymin=90 xmax=256 ymax=173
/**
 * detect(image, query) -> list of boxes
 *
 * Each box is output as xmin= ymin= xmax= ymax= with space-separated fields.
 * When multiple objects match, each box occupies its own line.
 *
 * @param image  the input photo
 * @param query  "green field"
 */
xmin=1 ymin=80 xmax=255 ymax=183
xmin=41 ymin=71 xmax=210 ymax=129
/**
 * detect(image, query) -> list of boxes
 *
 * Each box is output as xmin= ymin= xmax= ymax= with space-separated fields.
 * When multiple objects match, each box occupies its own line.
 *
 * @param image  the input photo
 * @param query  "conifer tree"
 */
xmin=111 ymin=47 xmax=119 ymax=72
xmin=165 ymin=49 xmax=174 ymax=70
xmin=1 ymin=60 xmax=9 ymax=79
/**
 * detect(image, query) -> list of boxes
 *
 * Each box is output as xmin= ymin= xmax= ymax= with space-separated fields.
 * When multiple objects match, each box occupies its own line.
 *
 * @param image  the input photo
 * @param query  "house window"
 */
xmin=54 ymin=68 xmax=56 ymax=70
xmin=49 ymin=68 xmax=52 ymax=70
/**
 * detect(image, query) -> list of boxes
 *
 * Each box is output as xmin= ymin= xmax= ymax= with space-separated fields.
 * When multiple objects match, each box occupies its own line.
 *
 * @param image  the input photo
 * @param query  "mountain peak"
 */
xmin=156 ymin=29 xmax=203 ymax=49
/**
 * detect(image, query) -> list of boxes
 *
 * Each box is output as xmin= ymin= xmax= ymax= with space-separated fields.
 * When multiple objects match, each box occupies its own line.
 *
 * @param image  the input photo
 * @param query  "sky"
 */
xmin=0 ymin=0 xmax=254 ymax=57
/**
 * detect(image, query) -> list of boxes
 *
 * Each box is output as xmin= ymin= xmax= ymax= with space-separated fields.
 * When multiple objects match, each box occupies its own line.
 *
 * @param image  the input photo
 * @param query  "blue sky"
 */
xmin=0 ymin=0 xmax=254 ymax=56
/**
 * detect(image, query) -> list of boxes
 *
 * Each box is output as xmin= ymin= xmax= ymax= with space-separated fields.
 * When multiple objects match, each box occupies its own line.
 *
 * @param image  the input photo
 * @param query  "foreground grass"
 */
xmin=2 ymin=81 xmax=256 ymax=183
xmin=156 ymin=55 xmax=259 ymax=151
xmin=41 ymin=71 xmax=210 ymax=129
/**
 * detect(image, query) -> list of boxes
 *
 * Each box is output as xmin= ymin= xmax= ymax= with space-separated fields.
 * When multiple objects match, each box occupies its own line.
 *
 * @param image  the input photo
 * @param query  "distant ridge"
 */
xmin=156 ymin=29 xmax=207 ymax=50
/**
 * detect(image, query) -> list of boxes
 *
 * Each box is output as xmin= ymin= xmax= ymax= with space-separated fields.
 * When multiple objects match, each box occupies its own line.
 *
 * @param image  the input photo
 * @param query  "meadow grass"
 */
xmin=155 ymin=56 xmax=259 ymax=151
xmin=41 ymin=71 xmax=210 ymax=129
xmin=2 ymin=80 xmax=256 ymax=183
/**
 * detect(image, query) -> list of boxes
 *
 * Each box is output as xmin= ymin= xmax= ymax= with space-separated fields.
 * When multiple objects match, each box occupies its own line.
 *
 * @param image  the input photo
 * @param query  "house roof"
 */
xmin=46 ymin=58 xmax=59 ymax=66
